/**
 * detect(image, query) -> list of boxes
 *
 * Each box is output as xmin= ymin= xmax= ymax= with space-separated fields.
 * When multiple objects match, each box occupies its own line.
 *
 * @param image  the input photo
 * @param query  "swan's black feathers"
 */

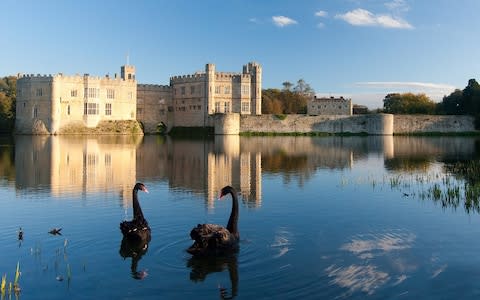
xmin=187 ymin=186 xmax=240 ymax=256
xmin=120 ymin=183 xmax=150 ymax=243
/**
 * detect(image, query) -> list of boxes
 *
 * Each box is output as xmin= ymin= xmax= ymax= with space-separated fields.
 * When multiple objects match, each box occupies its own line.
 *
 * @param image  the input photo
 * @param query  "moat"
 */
xmin=1 ymin=135 xmax=480 ymax=299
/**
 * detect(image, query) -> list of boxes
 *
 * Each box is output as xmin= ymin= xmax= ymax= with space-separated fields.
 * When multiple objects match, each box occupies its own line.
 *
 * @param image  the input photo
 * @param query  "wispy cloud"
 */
xmin=249 ymin=18 xmax=260 ymax=24
xmin=355 ymin=81 xmax=456 ymax=92
xmin=315 ymin=10 xmax=328 ymax=17
xmin=272 ymin=15 xmax=298 ymax=27
xmin=335 ymin=8 xmax=413 ymax=29
xmin=385 ymin=0 xmax=410 ymax=12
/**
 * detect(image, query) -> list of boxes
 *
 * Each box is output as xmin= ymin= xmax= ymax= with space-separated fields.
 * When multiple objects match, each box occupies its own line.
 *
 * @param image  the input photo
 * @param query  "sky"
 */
xmin=2 ymin=0 xmax=480 ymax=109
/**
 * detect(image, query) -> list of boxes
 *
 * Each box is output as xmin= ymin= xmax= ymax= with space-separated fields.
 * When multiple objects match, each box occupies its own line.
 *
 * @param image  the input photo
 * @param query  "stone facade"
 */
xmin=308 ymin=96 xmax=352 ymax=116
xmin=137 ymin=62 xmax=262 ymax=132
xmin=16 ymin=66 xmax=137 ymax=134
xmin=16 ymin=62 xmax=262 ymax=134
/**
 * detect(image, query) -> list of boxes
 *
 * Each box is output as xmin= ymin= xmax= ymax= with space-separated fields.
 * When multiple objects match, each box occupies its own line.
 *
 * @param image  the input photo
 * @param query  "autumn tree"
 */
xmin=262 ymin=79 xmax=315 ymax=114
xmin=383 ymin=92 xmax=436 ymax=114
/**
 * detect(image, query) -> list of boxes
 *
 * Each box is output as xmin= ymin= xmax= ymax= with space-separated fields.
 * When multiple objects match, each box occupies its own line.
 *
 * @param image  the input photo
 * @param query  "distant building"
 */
xmin=16 ymin=65 xmax=137 ymax=134
xmin=307 ymin=96 xmax=352 ymax=116
xmin=353 ymin=104 xmax=369 ymax=115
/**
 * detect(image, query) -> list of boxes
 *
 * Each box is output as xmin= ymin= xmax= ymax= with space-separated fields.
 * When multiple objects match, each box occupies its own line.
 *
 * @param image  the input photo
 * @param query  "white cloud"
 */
xmin=335 ymin=8 xmax=413 ymax=29
xmin=272 ymin=15 xmax=298 ymax=27
xmin=317 ymin=22 xmax=325 ymax=29
xmin=315 ymin=10 xmax=328 ymax=17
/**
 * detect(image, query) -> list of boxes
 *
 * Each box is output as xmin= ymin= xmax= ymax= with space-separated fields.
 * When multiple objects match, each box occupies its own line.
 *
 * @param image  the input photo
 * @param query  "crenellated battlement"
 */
xmin=18 ymin=73 xmax=54 ymax=79
xmin=137 ymin=84 xmax=171 ymax=91
xmin=170 ymin=73 xmax=206 ymax=83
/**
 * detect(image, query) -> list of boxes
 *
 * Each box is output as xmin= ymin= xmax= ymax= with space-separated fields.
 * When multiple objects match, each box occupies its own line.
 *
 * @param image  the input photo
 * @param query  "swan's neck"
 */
xmin=226 ymin=190 xmax=239 ymax=237
xmin=132 ymin=189 xmax=145 ymax=221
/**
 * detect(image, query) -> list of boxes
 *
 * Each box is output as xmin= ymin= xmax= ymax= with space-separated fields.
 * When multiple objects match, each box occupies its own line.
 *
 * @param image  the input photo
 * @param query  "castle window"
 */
xmin=84 ymin=102 xmax=99 ymax=115
xmin=241 ymin=102 xmax=250 ymax=113
xmin=67 ymin=105 xmax=70 ymax=115
xmin=190 ymin=86 xmax=195 ymax=95
xmin=215 ymin=86 xmax=221 ymax=94
xmin=242 ymin=85 xmax=249 ymax=95
xmin=128 ymin=92 xmax=133 ymax=100
xmin=181 ymin=86 xmax=185 ymax=95
xmin=105 ymin=103 xmax=112 ymax=115
xmin=33 ymin=106 xmax=38 ymax=118
xmin=137 ymin=107 xmax=143 ymax=115
xmin=107 ymin=89 xmax=115 ymax=99
xmin=215 ymin=102 xmax=221 ymax=113
xmin=35 ymin=88 xmax=43 ymax=97
xmin=71 ymin=89 xmax=78 ymax=97
xmin=224 ymin=86 xmax=230 ymax=94
xmin=224 ymin=102 xmax=230 ymax=113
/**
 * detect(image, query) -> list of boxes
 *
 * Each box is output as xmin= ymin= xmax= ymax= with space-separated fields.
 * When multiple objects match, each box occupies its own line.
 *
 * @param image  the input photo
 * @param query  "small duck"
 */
xmin=18 ymin=227 xmax=24 ymax=240
xmin=49 ymin=228 xmax=62 ymax=235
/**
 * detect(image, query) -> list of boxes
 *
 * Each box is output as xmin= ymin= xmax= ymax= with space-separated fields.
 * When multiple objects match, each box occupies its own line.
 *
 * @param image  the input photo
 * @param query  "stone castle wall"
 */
xmin=239 ymin=114 xmax=394 ymax=135
xmin=393 ymin=115 xmax=475 ymax=133
xmin=225 ymin=114 xmax=475 ymax=135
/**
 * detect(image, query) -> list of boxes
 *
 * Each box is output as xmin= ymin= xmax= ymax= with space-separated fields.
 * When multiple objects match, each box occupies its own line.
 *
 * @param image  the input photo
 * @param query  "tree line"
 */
xmin=382 ymin=78 xmax=480 ymax=127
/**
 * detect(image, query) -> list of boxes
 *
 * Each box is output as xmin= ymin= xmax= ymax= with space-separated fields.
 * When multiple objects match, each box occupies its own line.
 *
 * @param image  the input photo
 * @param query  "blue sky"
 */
xmin=2 ymin=0 xmax=479 ymax=108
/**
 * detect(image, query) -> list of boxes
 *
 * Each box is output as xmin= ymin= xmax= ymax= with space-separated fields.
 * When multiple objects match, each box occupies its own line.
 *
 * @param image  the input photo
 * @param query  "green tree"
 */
xmin=0 ymin=76 xmax=17 ymax=133
xmin=282 ymin=81 xmax=293 ymax=91
xmin=383 ymin=92 xmax=436 ymax=114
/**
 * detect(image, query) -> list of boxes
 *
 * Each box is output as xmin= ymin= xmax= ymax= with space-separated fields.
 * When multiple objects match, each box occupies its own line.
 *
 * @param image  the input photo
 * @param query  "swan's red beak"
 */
xmin=142 ymin=187 xmax=149 ymax=193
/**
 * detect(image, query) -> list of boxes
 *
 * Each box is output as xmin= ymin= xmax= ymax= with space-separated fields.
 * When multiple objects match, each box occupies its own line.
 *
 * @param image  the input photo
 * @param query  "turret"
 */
xmin=121 ymin=65 xmax=136 ymax=80
xmin=206 ymin=63 xmax=216 ymax=115
xmin=243 ymin=62 xmax=262 ymax=115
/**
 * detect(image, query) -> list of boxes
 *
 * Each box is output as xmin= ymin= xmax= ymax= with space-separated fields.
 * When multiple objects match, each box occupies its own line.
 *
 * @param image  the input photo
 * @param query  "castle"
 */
xmin=15 ymin=62 xmax=262 ymax=134
xmin=307 ymin=96 xmax=352 ymax=116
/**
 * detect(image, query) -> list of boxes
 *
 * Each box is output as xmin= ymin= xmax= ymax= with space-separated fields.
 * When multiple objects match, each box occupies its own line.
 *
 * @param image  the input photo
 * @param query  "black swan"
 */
xmin=187 ymin=185 xmax=239 ymax=256
xmin=120 ymin=183 xmax=151 ymax=243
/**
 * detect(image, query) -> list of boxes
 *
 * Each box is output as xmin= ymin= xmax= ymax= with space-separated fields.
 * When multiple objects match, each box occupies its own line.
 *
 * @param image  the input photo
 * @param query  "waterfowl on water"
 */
xmin=120 ymin=183 xmax=151 ymax=243
xmin=18 ymin=227 xmax=23 ymax=240
xmin=187 ymin=186 xmax=239 ymax=256
xmin=49 ymin=228 xmax=62 ymax=235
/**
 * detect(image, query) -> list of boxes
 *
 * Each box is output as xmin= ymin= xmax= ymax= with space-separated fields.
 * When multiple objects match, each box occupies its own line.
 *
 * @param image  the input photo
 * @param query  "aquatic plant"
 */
xmin=1 ymin=262 xmax=21 ymax=297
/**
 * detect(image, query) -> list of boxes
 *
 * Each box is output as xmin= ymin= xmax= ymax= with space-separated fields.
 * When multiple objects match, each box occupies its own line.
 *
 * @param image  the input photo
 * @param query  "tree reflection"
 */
xmin=384 ymin=156 xmax=432 ymax=172
xmin=0 ymin=136 xmax=15 ymax=182
xmin=187 ymin=254 xmax=238 ymax=299
xmin=443 ymin=160 xmax=480 ymax=213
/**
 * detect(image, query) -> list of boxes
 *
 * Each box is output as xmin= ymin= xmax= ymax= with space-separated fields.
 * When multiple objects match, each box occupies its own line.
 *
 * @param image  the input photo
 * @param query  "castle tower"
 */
xmin=121 ymin=65 xmax=136 ymax=80
xmin=243 ymin=62 xmax=262 ymax=115
xmin=206 ymin=63 xmax=215 ymax=115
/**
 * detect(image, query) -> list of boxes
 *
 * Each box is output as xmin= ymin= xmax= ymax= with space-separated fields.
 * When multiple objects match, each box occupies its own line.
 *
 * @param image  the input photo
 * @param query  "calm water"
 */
xmin=1 ymin=135 xmax=480 ymax=299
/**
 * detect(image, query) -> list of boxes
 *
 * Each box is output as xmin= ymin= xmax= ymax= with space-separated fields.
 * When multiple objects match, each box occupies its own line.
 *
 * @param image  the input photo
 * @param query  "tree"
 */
xmin=262 ymin=78 xmax=315 ymax=114
xmin=0 ymin=76 xmax=17 ymax=133
xmin=282 ymin=81 xmax=293 ymax=91
xmin=293 ymin=79 xmax=314 ymax=97
xmin=383 ymin=93 xmax=436 ymax=114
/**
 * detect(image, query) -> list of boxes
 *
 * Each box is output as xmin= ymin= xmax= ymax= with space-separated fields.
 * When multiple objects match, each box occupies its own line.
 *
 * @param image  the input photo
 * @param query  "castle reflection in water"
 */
xmin=12 ymin=135 xmax=479 ymax=209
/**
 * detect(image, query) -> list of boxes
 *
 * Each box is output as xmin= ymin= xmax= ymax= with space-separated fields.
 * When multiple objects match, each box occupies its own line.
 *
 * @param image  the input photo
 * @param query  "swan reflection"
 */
xmin=119 ymin=236 xmax=150 ymax=280
xmin=187 ymin=254 xmax=239 ymax=299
